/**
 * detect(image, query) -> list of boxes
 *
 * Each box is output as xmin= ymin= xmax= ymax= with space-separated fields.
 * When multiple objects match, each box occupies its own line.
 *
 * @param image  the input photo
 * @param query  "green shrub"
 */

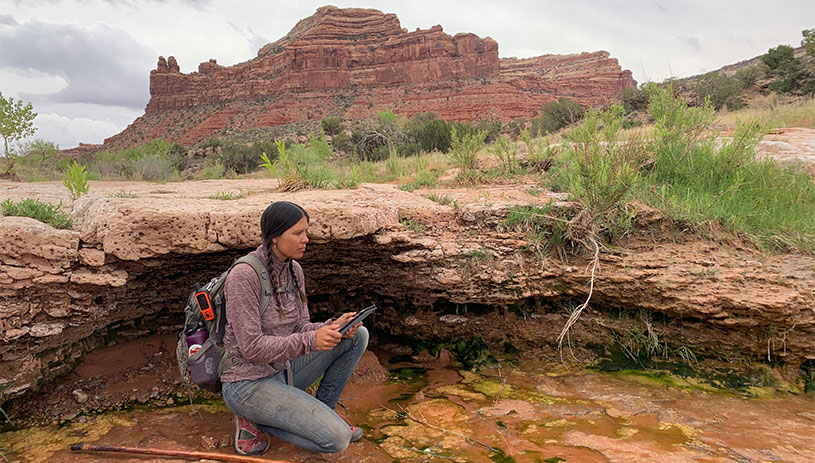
xmin=63 ymin=161 xmax=89 ymax=200
xmin=489 ymin=135 xmax=519 ymax=174
xmin=2 ymin=198 xmax=72 ymax=229
xmin=418 ymin=118 xmax=451 ymax=153
xmin=307 ymin=131 xmax=333 ymax=160
xmin=734 ymin=64 xmax=767 ymax=87
xmin=218 ymin=141 xmax=267 ymax=174
xmin=8 ymin=139 xmax=68 ymax=181
xmin=566 ymin=105 xmax=647 ymax=219
xmin=449 ymin=126 xmax=486 ymax=170
xmin=534 ymin=98 xmax=585 ymax=135
xmin=274 ymin=140 xmax=337 ymax=191
xmin=87 ymin=149 xmax=132 ymax=178
xmin=321 ymin=117 xmax=345 ymax=136
xmin=640 ymin=85 xmax=815 ymax=252
xmin=203 ymin=162 xmax=225 ymax=179
xmin=693 ymin=72 xmax=745 ymax=110
xmin=504 ymin=203 xmax=569 ymax=254
xmin=135 ymin=155 xmax=174 ymax=182
xmin=85 ymin=139 xmax=187 ymax=179
xmin=618 ymin=86 xmax=649 ymax=114
xmin=520 ymin=129 xmax=556 ymax=172
xmin=331 ymin=131 xmax=353 ymax=153
xmin=399 ymin=161 xmax=439 ymax=192
xmin=804 ymin=28 xmax=815 ymax=56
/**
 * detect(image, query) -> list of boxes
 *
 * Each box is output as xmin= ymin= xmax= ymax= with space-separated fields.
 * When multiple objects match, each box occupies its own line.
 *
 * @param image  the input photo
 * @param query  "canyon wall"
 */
xmin=102 ymin=6 xmax=635 ymax=149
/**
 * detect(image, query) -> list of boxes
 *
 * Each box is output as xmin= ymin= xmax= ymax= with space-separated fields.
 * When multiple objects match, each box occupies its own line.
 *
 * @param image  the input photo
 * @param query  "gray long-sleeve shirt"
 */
xmin=220 ymin=245 xmax=326 ymax=383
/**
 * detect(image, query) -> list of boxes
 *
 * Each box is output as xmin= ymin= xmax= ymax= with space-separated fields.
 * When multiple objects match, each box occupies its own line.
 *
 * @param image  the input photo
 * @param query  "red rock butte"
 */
xmin=103 ymin=6 xmax=636 ymax=149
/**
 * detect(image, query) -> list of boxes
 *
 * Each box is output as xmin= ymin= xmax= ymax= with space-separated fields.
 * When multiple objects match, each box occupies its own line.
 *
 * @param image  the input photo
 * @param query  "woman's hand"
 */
xmin=315 ymin=324 xmax=342 ymax=351
xmin=334 ymin=312 xmax=362 ymax=339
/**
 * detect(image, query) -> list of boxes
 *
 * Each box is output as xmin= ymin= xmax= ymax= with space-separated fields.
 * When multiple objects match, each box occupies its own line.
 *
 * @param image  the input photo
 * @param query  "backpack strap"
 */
xmin=231 ymin=254 xmax=273 ymax=317
xmin=221 ymin=254 xmax=278 ymax=376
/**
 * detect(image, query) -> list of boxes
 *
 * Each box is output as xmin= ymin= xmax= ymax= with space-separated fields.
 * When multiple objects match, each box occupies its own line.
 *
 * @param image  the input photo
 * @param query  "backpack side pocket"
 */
xmin=187 ymin=338 xmax=223 ymax=393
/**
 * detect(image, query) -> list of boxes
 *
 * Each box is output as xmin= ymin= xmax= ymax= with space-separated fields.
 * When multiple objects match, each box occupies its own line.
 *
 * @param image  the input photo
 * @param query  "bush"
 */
xmin=203 ymin=162 xmax=225 ymax=179
xmin=449 ymin=126 xmax=486 ymax=170
xmin=85 ymin=139 xmax=187 ymax=179
xmin=352 ymin=117 xmax=404 ymax=161
xmin=418 ymin=118 xmax=451 ymax=153
xmin=488 ymin=135 xmax=519 ymax=174
xmin=218 ymin=141 xmax=264 ymax=174
xmin=640 ymin=85 xmax=815 ymax=252
xmin=399 ymin=160 xmax=439 ymax=191
xmin=8 ymin=139 xmax=69 ymax=181
xmin=2 ymin=198 xmax=72 ymax=229
xmin=274 ymin=140 xmax=338 ymax=191
xmin=321 ymin=117 xmax=345 ymax=136
xmin=307 ymin=131 xmax=333 ymax=160
xmin=566 ymin=105 xmax=647 ymax=219
xmin=534 ymin=98 xmax=585 ymax=135
xmin=693 ymin=72 xmax=745 ymax=110
xmin=618 ymin=86 xmax=649 ymax=114
xmin=135 ymin=155 xmax=174 ymax=182
xmin=734 ymin=64 xmax=767 ymax=87
xmin=331 ymin=131 xmax=353 ymax=153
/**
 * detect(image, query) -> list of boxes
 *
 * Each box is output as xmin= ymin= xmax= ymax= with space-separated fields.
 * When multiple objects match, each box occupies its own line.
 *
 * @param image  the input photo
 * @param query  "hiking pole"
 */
xmin=70 ymin=443 xmax=297 ymax=463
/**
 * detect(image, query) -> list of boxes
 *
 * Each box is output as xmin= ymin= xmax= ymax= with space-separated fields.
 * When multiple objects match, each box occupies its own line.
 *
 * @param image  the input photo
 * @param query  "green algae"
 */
xmin=459 ymin=370 xmax=567 ymax=405
xmin=0 ymin=414 xmax=134 ymax=463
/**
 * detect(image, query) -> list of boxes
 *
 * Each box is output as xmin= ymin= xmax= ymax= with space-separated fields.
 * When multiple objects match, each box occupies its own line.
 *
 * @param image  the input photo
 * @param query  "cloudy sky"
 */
xmin=1 ymin=0 xmax=813 ymax=149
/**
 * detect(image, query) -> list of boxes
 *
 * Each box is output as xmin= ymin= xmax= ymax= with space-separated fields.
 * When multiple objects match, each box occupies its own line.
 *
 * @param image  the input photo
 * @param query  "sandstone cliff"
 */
xmin=1 ymin=180 xmax=813 ymax=400
xmin=102 ymin=6 xmax=634 ymax=149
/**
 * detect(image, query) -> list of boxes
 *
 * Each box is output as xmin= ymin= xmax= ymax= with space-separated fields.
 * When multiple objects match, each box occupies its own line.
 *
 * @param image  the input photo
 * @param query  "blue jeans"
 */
xmin=222 ymin=327 xmax=368 ymax=453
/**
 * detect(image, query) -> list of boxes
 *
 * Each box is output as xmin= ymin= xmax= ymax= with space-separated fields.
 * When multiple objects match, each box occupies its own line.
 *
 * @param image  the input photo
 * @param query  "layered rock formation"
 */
xmin=1 ymin=180 xmax=813 ymax=400
xmin=102 ymin=6 xmax=634 ymax=149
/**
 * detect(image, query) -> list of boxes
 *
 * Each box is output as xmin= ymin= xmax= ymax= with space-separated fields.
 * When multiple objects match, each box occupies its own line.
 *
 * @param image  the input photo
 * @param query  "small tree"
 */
xmin=63 ymin=161 xmax=89 ymax=201
xmin=0 ymin=92 xmax=38 ymax=156
xmin=762 ymin=45 xmax=806 ymax=94
xmin=803 ymin=28 xmax=815 ymax=56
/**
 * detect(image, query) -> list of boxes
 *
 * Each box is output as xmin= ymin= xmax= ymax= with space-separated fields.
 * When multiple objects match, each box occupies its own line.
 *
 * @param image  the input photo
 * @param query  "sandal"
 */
xmin=233 ymin=415 xmax=269 ymax=455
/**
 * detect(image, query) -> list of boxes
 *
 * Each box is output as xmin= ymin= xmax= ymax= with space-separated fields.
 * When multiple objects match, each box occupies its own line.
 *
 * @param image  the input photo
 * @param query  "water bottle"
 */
xmin=185 ymin=321 xmax=208 ymax=357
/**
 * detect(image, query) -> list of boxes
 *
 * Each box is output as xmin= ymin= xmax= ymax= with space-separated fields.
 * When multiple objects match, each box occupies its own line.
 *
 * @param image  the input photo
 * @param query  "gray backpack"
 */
xmin=175 ymin=254 xmax=272 ymax=392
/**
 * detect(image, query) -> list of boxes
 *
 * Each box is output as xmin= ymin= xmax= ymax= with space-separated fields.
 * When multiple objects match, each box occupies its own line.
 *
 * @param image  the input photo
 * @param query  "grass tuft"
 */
xmin=208 ymin=189 xmax=249 ymax=200
xmin=1 ymin=198 xmax=73 ymax=229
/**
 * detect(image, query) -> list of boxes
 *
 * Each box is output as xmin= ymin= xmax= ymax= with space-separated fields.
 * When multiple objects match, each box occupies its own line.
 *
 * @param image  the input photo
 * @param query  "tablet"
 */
xmin=338 ymin=305 xmax=378 ymax=334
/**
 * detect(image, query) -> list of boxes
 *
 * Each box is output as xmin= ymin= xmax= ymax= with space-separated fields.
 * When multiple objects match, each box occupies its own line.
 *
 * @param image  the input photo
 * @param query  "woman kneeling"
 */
xmin=221 ymin=201 xmax=367 ymax=455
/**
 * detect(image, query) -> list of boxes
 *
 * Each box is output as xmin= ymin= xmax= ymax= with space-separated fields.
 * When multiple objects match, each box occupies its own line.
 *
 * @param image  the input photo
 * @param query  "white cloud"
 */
xmin=33 ymin=113 xmax=121 ymax=149
xmin=0 ymin=18 xmax=155 ymax=108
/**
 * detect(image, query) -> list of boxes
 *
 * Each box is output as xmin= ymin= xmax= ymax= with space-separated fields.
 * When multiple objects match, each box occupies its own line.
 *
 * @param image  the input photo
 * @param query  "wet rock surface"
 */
xmin=2 ymin=342 xmax=813 ymax=463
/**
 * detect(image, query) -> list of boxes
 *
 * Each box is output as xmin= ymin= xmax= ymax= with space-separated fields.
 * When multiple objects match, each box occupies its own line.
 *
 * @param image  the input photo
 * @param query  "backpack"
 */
xmin=175 ymin=254 xmax=272 ymax=393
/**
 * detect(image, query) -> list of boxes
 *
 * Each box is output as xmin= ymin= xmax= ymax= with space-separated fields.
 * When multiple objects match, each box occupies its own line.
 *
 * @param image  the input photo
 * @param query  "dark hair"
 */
xmin=260 ymin=201 xmax=309 ymax=313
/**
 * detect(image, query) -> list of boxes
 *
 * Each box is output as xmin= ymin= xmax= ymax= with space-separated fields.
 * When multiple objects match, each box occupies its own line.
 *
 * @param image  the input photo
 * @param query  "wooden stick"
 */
xmin=380 ymin=404 xmax=500 ymax=454
xmin=70 ymin=443 xmax=296 ymax=463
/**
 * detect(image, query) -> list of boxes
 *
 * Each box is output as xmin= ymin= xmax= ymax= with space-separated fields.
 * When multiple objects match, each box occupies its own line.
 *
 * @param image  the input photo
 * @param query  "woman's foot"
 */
xmin=349 ymin=425 xmax=363 ymax=442
xmin=233 ymin=415 xmax=269 ymax=455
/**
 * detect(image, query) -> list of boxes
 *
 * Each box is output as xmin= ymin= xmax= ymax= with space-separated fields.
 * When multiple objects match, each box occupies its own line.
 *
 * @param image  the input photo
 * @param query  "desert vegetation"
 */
xmin=2 ymin=31 xmax=814 ymax=258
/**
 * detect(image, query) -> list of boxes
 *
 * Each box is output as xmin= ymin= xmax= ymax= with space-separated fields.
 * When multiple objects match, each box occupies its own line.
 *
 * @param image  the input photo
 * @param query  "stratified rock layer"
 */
xmin=1 ymin=179 xmax=813 ymax=400
xmin=103 ymin=6 xmax=635 ymax=149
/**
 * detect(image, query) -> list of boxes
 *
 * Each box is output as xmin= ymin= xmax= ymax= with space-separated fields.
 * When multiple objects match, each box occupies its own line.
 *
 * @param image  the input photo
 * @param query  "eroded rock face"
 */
xmin=102 ymin=6 xmax=635 ymax=149
xmin=1 ymin=181 xmax=813 ymax=400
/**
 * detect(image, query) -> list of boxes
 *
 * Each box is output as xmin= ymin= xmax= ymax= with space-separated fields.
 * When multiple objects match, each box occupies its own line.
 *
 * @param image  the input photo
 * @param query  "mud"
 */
xmin=1 ymin=335 xmax=813 ymax=463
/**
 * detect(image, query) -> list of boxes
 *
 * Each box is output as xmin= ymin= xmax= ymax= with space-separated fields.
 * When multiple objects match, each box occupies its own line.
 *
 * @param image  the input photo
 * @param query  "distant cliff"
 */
xmin=104 ymin=6 xmax=635 ymax=149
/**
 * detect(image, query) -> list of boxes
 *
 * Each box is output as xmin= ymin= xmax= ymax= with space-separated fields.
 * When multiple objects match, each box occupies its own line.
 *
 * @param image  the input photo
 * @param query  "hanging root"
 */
xmin=556 ymin=236 xmax=600 ymax=362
